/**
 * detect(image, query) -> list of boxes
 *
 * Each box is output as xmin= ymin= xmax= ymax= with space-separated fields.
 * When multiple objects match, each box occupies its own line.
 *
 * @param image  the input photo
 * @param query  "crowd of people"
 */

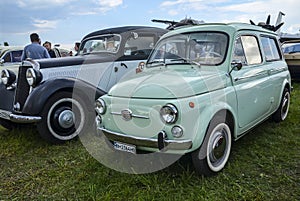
xmin=21 ymin=32 xmax=80 ymax=61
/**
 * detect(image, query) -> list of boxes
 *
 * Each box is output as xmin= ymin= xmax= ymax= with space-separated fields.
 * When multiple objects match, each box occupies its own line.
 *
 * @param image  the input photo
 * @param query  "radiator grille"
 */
xmin=13 ymin=66 xmax=31 ymax=112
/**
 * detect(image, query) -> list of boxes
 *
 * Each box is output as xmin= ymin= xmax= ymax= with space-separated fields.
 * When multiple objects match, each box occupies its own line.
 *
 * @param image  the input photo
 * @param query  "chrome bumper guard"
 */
xmin=9 ymin=113 xmax=42 ymax=123
xmin=98 ymin=127 xmax=193 ymax=150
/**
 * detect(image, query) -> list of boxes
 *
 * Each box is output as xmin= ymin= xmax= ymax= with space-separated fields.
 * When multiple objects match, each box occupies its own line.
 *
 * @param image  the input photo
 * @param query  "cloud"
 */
xmin=32 ymin=19 xmax=59 ymax=29
xmin=94 ymin=0 xmax=123 ymax=14
xmin=16 ymin=0 xmax=76 ymax=9
xmin=159 ymin=0 xmax=300 ymax=33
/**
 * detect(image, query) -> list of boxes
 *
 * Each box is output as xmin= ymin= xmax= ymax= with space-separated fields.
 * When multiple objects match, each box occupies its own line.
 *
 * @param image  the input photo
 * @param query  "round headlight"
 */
xmin=95 ymin=98 xmax=106 ymax=115
xmin=26 ymin=68 xmax=42 ymax=87
xmin=160 ymin=104 xmax=178 ymax=124
xmin=171 ymin=126 xmax=183 ymax=138
xmin=1 ymin=69 xmax=16 ymax=86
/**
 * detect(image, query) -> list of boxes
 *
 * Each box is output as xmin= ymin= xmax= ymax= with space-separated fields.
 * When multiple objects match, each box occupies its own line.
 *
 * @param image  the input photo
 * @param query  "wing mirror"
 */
xmin=0 ymin=59 xmax=4 ymax=65
xmin=228 ymin=60 xmax=242 ymax=75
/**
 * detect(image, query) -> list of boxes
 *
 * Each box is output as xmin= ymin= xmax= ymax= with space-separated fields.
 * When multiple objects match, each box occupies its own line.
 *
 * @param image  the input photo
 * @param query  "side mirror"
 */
xmin=228 ymin=60 xmax=242 ymax=75
xmin=0 ymin=59 xmax=4 ymax=65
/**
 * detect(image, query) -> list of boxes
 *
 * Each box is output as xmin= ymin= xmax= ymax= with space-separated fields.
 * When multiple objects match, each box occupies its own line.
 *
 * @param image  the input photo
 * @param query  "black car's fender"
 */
xmin=0 ymin=83 xmax=15 ymax=111
xmin=22 ymin=77 xmax=106 ymax=115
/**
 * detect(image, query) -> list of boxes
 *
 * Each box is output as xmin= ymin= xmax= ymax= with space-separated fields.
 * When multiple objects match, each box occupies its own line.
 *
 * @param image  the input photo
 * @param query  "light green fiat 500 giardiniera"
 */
xmin=95 ymin=22 xmax=291 ymax=176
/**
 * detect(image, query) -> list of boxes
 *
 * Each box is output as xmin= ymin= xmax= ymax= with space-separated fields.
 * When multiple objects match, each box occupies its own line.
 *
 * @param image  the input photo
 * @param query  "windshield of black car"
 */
xmin=78 ymin=34 xmax=121 ymax=55
xmin=147 ymin=32 xmax=228 ymax=67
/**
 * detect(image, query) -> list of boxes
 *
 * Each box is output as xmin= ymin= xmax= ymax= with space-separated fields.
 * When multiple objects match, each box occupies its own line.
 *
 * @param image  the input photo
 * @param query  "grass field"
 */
xmin=0 ymin=83 xmax=299 ymax=201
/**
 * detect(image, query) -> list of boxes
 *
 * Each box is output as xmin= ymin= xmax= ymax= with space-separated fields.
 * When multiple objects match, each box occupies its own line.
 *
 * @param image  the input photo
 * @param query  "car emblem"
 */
xmin=121 ymin=109 xmax=132 ymax=121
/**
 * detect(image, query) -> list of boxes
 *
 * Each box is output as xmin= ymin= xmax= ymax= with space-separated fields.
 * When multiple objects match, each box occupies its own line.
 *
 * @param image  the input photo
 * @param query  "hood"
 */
xmin=109 ymin=67 xmax=227 ymax=99
xmin=36 ymin=53 xmax=117 ymax=69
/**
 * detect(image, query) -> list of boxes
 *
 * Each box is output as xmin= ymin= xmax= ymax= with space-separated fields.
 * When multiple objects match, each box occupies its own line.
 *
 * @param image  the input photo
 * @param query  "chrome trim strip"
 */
xmin=234 ymin=71 xmax=268 ymax=81
xmin=98 ymin=127 xmax=193 ymax=150
xmin=111 ymin=112 xmax=149 ymax=119
xmin=9 ymin=113 xmax=42 ymax=123
xmin=0 ymin=109 xmax=11 ymax=120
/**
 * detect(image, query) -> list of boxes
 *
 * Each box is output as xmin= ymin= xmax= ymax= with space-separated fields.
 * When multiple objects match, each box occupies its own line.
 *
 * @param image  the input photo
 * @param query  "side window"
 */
xmin=233 ymin=35 xmax=262 ymax=65
xmin=3 ymin=52 xmax=12 ymax=62
xmin=261 ymin=36 xmax=281 ymax=61
xmin=124 ymin=34 xmax=155 ymax=58
xmin=11 ymin=50 xmax=22 ymax=62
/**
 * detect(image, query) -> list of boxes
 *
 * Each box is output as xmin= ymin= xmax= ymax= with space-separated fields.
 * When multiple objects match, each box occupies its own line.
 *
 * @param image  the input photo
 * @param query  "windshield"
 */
xmin=78 ymin=34 xmax=121 ymax=55
xmin=148 ymin=32 xmax=228 ymax=66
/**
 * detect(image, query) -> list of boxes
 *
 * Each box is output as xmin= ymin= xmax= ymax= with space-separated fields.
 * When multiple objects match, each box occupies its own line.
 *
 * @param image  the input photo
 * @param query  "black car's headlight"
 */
xmin=160 ymin=104 xmax=178 ymax=124
xmin=26 ymin=68 xmax=42 ymax=87
xmin=1 ymin=69 xmax=16 ymax=86
xmin=95 ymin=98 xmax=106 ymax=115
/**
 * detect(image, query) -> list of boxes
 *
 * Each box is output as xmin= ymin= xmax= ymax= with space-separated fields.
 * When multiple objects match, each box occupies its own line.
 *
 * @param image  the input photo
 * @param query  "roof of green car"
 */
xmin=160 ymin=22 xmax=277 ymax=38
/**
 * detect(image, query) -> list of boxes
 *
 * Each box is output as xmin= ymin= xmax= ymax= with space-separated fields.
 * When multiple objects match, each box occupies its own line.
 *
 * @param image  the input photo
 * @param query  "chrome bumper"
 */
xmin=9 ymin=113 xmax=42 ymax=123
xmin=98 ymin=127 xmax=193 ymax=151
xmin=0 ymin=109 xmax=11 ymax=120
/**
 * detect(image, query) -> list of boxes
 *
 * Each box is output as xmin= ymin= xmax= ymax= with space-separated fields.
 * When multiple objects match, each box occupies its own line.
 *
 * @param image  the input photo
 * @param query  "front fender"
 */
xmin=0 ymin=83 xmax=15 ymax=112
xmin=192 ymin=100 xmax=238 ymax=152
xmin=22 ymin=78 xmax=106 ymax=115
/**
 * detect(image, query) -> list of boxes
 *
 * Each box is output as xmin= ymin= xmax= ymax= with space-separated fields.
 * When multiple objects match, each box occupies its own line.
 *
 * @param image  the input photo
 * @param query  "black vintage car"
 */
xmin=0 ymin=26 xmax=167 ymax=143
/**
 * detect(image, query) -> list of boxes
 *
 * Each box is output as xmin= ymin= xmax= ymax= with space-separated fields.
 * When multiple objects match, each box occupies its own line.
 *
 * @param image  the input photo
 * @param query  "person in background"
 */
xmin=74 ymin=42 xmax=80 ymax=56
xmin=21 ymin=33 xmax=50 ymax=61
xmin=43 ymin=41 xmax=56 ymax=58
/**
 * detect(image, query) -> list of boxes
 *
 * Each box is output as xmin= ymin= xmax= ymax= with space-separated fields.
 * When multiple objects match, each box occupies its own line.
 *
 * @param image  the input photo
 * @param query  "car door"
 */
xmin=260 ymin=35 xmax=289 ymax=109
xmin=231 ymin=33 xmax=274 ymax=130
xmin=107 ymin=33 xmax=157 ymax=90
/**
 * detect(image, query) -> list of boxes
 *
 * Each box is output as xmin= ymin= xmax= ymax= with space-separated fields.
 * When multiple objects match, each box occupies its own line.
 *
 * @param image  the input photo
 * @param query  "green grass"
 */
xmin=0 ymin=83 xmax=299 ymax=201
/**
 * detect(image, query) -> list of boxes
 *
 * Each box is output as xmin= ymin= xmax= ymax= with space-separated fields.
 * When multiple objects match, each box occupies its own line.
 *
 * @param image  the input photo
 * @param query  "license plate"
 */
xmin=113 ymin=141 xmax=136 ymax=154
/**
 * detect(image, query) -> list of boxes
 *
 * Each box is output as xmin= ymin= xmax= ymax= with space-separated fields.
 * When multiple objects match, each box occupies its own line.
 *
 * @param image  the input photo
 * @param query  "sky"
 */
xmin=0 ymin=0 xmax=300 ymax=49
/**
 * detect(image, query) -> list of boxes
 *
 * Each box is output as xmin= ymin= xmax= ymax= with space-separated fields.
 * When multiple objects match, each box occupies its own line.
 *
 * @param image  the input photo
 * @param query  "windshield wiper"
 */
xmin=147 ymin=60 xmax=166 ymax=67
xmin=170 ymin=58 xmax=201 ymax=68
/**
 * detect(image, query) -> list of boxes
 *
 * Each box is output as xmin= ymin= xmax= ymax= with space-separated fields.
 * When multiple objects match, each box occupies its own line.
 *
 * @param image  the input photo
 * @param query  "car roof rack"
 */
xmin=152 ymin=18 xmax=204 ymax=30
xmin=249 ymin=13 xmax=284 ymax=32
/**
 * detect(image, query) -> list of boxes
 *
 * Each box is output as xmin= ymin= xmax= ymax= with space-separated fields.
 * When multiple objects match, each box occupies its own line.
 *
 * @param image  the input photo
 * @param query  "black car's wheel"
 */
xmin=273 ymin=88 xmax=290 ymax=123
xmin=192 ymin=114 xmax=232 ymax=176
xmin=37 ymin=91 xmax=90 ymax=144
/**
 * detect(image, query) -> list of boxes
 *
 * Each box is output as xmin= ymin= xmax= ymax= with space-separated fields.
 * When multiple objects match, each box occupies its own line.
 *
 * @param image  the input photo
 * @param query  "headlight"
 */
xmin=160 ymin=104 xmax=178 ymax=124
xmin=1 ymin=69 xmax=16 ymax=86
xmin=26 ymin=68 xmax=42 ymax=87
xmin=95 ymin=98 xmax=106 ymax=115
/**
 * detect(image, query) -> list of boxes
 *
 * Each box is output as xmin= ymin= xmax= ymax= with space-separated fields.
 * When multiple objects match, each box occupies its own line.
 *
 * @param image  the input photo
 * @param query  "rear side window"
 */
xmin=261 ymin=36 xmax=281 ymax=61
xmin=233 ymin=35 xmax=262 ymax=65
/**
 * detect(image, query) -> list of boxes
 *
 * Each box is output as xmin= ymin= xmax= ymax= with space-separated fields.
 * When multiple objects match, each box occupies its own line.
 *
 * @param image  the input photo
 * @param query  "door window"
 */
xmin=123 ymin=34 xmax=155 ymax=59
xmin=233 ymin=35 xmax=262 ymax=65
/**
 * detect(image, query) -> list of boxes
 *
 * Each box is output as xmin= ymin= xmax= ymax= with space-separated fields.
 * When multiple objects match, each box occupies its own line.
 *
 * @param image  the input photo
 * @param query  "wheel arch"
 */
xmin=192 ymin=104 xmax=237 ymax=152
xmin=22 ymin=78 xmax=106 ymax=115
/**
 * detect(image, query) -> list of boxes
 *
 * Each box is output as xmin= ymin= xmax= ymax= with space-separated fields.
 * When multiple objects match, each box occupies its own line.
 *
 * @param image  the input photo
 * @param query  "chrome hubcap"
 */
xmin=210 ymin=131 xmax=227 ymax=164
xmin=58 ymin=110 xmax=75 ymax=129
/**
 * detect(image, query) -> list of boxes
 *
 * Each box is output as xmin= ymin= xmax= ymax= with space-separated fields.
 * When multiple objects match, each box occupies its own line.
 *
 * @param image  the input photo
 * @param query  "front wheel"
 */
xmin=36 ymin=91 xmax=90 ymax=144
xmin=192 ymin=115 xmax=232 ymax=176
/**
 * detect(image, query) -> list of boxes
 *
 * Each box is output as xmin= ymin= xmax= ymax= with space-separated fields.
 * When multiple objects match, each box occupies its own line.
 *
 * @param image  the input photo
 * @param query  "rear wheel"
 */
xmin=192 ymin=114 xmax=232 ymax=176
xmin=272 ymin=88 xmax=290 ymax=123
xmin=37 ymin=91 xmax=90 ymax=144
